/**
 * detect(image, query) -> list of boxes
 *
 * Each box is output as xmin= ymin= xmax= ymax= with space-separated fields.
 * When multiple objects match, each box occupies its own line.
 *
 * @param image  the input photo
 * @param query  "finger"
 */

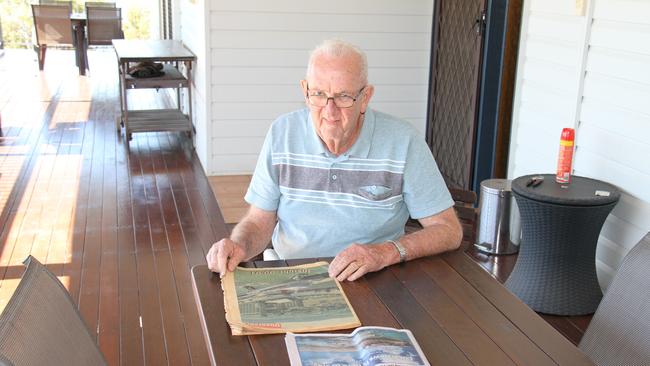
xmin=328 ymin=256 xmax=350 ymax=278
xmin=206 ymin=245 xmax=217 ymax=272
xmin=215 ymin=243 xmax=232 ymax=277
xmin=336 ymin=261 xmax=360 ymax=282
xmin=226 ymin=248 xmax=245 ymax=272
xmin=329 ymin=249 xmax=356 ymax=278
xmin=346 ymin=264 xmax=368 ymax=281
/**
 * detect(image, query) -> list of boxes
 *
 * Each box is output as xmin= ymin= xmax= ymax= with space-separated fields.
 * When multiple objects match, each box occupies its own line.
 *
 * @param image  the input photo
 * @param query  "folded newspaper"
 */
xmin=221 ymin=261 xmax=361 ymax=335
xmin=285 ymin=326 xmax=430 ymax=366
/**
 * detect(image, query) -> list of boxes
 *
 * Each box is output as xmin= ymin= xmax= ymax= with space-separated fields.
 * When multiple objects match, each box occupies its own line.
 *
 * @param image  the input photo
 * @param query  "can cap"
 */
xmin=561 ymin=128 xmax=575 ymax=141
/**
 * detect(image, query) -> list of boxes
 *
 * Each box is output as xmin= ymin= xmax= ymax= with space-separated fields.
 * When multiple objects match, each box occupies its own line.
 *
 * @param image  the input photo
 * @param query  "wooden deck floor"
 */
xmin=0 ymin=49 xmax=227 ymax=365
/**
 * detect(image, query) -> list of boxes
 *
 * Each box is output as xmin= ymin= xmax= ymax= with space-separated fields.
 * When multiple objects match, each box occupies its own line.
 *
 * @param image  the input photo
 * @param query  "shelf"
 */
xmin=124 ymin=64 xmax=189 ymax=89
xmin=125 ymin=109 xmax=191 ymax=133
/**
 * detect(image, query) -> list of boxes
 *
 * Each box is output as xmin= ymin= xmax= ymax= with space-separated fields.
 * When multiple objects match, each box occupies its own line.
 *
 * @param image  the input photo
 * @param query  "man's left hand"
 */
xmin=328 ymin=242 xmax=394 ymax=281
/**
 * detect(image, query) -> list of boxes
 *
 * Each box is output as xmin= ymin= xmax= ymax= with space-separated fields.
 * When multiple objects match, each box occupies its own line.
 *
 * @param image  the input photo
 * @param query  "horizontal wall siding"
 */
xmin=580 ymin=0 xmax=650 ymax=287
xmin=508 ymin=0 xmax=587 ymax=178
xmin=209 ymin=0 xmax=433 ymax=175
xmin=179 ymin=0 xmax=210 ymax=166
xmin=509 ymin=0 xmax=650 ymax=289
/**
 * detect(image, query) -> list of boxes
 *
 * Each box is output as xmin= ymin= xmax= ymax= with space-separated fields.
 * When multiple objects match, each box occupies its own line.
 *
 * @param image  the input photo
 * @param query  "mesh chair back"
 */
xmin=86 ymin=6 xmax=123 ymax=45
xmin=85 ymin=1 xmax=116 ymax=8
xmin=579 ymin=232 xmax=650 ymax=365
xmin=31 ymin=3 xmax=73 ymax=46
xmin=0 ymin=256 xmax=107 ymax=366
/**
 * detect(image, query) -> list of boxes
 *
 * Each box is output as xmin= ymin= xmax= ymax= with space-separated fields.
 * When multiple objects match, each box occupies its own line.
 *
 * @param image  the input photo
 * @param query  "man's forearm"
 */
xmin=230 ymin=219 xmax=274 ymax=260
xmin=400 ymin=224 xmax=461 ymax=260
xmin=394 ymin=209 xmax=463 ymax=263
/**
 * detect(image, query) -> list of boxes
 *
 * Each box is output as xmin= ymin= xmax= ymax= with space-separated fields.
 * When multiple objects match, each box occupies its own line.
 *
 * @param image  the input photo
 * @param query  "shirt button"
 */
xmin=332 ymin=174 xmax=337 ymax=180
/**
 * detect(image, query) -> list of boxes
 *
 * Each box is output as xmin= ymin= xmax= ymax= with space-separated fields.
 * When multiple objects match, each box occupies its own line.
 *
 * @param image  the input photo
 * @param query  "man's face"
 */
xmin=300 ymin=53 xmax=374 ymax=155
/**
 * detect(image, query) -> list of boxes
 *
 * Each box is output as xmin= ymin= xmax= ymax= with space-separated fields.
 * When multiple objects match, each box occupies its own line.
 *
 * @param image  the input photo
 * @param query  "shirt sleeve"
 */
xmin=401 ymin=136 xmax=454 ymax=219
xmin=244 ymin=128 xmax=281 ymax=211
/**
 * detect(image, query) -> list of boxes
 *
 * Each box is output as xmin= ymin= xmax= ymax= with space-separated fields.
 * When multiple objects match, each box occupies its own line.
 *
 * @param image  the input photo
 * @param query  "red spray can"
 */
xmin=556 ymin=128 xmax=575 ymax=184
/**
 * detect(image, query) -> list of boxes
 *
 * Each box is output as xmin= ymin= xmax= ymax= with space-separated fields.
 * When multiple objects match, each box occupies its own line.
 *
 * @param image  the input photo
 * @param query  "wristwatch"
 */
xmin=387 ymin=239 xmax=407 ymax=263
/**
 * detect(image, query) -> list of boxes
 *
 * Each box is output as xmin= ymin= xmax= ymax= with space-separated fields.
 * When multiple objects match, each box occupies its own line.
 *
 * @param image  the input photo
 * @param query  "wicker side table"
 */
xmin=505 ymin=174 xmax=619 ymax=315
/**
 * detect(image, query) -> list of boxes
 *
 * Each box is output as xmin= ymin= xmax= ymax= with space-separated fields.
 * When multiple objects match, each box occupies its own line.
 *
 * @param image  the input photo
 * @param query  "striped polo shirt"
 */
xmin=245 ymin=108 xmax=453 ymax=259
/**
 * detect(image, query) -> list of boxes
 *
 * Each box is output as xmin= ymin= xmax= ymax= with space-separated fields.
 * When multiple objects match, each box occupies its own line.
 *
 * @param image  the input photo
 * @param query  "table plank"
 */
xmin=390 ymin=261 xmax=518 ymax=366
xmin=364 ymin=266 xmax=473 ymax=365
xmin=443 ymin=251 xmax=594 ymax=365
xmin=418 ymin=257 xmax=555 ymax=365
xmin=191 ymin=265 xmax=257 ymax=366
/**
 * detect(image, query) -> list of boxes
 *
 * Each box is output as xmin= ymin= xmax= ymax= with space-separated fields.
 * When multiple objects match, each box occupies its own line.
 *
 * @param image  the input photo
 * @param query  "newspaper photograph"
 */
xmin=221 ymin=261 xmax=361 ymax=335
xmin=285 ymin=326 xmax=430 ymax=366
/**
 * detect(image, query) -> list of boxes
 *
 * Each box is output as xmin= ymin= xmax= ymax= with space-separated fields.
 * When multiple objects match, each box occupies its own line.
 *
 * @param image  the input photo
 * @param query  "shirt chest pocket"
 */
xmin=357 ymin=185 xmax=394 ymax=201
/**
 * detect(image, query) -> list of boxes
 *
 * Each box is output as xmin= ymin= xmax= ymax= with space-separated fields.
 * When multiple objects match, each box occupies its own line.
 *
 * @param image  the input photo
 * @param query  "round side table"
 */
xmin=505 ymin=174 xmax=619 ymax=315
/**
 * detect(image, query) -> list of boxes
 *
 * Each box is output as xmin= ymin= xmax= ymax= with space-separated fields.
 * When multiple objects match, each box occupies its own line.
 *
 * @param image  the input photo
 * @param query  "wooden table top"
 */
xmin=191 ymin=251 xmax=594 ymax=365
xmin=112 ymin=39 xmax=196 ymax=62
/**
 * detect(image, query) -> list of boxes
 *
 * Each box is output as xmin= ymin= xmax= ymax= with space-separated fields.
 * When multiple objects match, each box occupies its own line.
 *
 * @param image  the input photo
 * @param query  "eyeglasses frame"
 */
xmin=305 ymin=83 xmax=367 ymax=108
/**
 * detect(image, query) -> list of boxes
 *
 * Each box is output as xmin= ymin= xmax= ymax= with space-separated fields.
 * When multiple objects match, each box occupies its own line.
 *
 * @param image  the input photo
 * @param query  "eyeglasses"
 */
xmin=305 ymin=84 xmax=366 ymax=108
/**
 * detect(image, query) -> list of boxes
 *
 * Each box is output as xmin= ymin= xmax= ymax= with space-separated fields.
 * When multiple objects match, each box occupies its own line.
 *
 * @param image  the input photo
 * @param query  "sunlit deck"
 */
xmin=0 ymin=48 xmax=226 ymax=365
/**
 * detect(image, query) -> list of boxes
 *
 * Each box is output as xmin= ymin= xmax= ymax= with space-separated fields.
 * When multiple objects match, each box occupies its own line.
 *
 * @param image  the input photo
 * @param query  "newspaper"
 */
xmin=221 ymin=261 xmax=361 ymax=335
xmin=285 ymin=326 xmax=430 ymax=366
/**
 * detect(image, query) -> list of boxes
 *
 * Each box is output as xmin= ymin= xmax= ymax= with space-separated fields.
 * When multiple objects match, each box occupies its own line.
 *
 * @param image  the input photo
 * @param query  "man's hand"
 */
xmin=206 ymin=238 xmax=247 ymax=277
xmin=328 ymin=242 xmax=397 ymax=282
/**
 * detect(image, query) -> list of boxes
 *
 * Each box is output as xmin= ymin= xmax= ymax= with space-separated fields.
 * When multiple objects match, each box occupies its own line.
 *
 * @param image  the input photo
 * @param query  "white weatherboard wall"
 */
xmin=178 ymin=0 xmax=210 ymax=167
xmin=208 ymin=0 xmax=434 ymax=175
xmin=508 ymin=0 xmax=650 ymax=289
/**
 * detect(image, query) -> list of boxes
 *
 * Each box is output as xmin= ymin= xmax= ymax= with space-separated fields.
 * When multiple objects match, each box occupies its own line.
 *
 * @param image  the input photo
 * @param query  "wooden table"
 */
xmin=192 ymin=251 xmax=594 ymax=365
xmin=112 ymin=39 xmax=196 ymax=143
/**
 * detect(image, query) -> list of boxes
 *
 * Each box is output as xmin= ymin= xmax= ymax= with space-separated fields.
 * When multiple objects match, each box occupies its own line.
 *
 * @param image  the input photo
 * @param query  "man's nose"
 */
xmin=325 ymin=98 xmax=340 ymax=114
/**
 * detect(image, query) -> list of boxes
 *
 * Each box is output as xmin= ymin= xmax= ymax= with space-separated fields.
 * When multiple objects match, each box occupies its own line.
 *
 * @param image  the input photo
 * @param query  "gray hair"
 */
xmin=306 ymin=39 xmax=368 ymax=85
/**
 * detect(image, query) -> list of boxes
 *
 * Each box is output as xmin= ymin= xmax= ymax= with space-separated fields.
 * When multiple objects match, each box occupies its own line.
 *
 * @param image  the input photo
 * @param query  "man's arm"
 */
xmin=206 ymin=205 xmax=277 ymax=277
xmin=329 ymin=207 xmax=462 ymax=281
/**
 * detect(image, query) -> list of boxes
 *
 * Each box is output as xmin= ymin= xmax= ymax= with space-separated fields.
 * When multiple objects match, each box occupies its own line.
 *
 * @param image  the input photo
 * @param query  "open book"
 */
xmin=221 ymin=261 xmax=360 ymax=335
xmin=285 ymin=326 xmax=430 ymax=366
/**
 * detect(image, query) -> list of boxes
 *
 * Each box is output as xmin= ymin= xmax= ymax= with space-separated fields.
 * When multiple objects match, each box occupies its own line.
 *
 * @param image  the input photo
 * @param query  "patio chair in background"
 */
xmin=579 ymin=232 xmax=650 ymax=365
xmin=31 ymin=3 xmax=73 ymax=70
xmin=0 ymin=256 xmax=107 ymax=366
xmin=86 ymin=6 xmax=123 ymax=46
xmin=85 ymin=2 xmax=116 ymax=8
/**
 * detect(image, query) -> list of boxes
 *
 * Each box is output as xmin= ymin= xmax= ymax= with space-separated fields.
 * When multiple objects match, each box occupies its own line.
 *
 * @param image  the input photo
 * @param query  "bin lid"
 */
xmin=511 ymin=174 xmax=620 ymax=206
xmin=480 ymin=179 xmax=511 ymax=195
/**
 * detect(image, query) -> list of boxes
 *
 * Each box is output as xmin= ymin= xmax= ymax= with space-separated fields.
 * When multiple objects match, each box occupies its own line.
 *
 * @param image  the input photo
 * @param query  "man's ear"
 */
xmin=361 ymin=84 xmax=375 ymax=111
xmin=299 ymin=79 xmax=308 ymax=95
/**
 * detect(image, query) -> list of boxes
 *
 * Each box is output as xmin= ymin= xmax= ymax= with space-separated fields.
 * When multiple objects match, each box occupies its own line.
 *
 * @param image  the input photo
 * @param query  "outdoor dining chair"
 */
xmin=85 ymin=5 xmax=124 ymax=46
xmin=578 ymin=232 xmax=650 ymax=365
xmin=85 ymin=2 xmax=116 ymax=8
xmin=31 ymin=3 xmax=74 ymax=70
xmin=0 ymin=256 xmax=107 ymax=366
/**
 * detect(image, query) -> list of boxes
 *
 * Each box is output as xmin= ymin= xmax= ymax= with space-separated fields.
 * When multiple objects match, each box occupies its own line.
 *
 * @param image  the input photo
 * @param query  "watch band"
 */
xmin=387 ymin=239 xmax=407 ymax=263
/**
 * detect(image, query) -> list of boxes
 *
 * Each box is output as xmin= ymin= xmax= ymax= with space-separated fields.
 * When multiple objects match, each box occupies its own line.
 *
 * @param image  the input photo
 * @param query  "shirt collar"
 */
xmin=306 ymin=108 xmax=375 ymax=159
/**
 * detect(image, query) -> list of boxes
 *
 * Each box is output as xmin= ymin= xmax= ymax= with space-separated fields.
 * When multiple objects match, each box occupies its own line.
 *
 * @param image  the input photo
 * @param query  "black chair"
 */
xmin=0 ymin=256 xmax=107 ymax=365
xmin=578 ymin=232 xmax=650 ymax=365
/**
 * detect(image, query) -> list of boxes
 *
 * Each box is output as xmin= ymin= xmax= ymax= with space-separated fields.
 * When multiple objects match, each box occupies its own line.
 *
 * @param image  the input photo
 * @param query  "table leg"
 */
xmin=73 ymin=23 xmax=87 ymax=76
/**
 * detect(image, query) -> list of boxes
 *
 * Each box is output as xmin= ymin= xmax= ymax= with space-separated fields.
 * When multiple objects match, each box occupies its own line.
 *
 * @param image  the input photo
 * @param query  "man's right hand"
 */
xmin=206 ymin=238 xmax=247 ymax=277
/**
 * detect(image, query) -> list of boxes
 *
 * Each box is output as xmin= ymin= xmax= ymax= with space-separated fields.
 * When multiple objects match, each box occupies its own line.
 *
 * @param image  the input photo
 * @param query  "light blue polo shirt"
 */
xmin=244 ymin=108 xmax=453 ymax=259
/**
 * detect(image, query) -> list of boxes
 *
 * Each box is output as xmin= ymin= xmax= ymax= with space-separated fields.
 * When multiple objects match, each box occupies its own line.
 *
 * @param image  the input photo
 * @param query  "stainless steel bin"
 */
xmin=474 ymin=179 xmax=519 ymax=255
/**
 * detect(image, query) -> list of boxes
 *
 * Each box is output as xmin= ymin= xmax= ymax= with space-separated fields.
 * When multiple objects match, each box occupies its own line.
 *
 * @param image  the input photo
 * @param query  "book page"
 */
xmin=222 ymin=261 xmax=361 ymax=335
xmin=285 ymin=326 xmax=430 ymax=366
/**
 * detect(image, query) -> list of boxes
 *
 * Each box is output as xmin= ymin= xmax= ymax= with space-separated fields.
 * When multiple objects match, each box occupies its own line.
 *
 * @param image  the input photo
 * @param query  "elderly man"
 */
xmin=207 ymin=40 xmax=462 ymax=281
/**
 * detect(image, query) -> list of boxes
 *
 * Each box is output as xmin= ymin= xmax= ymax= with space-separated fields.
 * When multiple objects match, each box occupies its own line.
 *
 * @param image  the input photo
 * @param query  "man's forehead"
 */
xmin=307 ymin=68 xmax=363 ymax=91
